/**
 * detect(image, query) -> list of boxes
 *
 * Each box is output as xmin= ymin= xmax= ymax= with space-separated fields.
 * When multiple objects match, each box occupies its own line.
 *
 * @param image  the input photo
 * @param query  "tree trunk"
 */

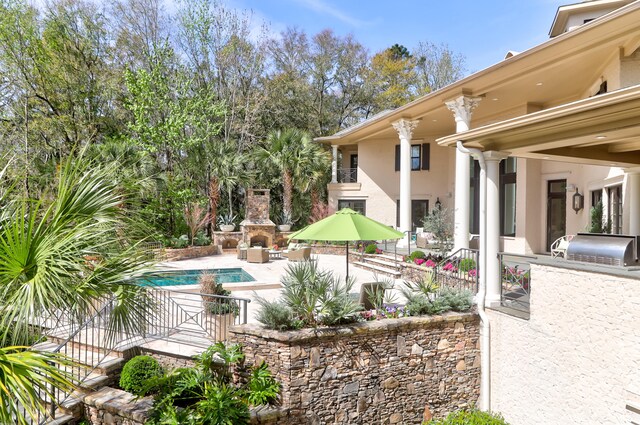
xmin=283 ymin=169 xmax=293 ymax=216
xmin=209 ymin=177 xmax=220 ymax=234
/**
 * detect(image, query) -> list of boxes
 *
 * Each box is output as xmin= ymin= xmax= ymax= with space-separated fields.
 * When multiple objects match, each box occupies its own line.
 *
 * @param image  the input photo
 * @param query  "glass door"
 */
xmin=546 ymin=180 xmax=566 ymax=251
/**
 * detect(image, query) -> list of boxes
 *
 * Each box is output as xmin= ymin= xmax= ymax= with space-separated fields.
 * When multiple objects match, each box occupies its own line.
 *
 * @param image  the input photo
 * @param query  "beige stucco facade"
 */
xmin=321 ymin=0 xmax=640 ymax=255
xmin=489 ymin=262 xmax=640 ymax=424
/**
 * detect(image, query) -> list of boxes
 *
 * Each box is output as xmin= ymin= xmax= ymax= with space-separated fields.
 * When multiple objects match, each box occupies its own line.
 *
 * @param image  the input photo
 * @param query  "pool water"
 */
xmin=139 ymin=268 xmax=255 ymax=287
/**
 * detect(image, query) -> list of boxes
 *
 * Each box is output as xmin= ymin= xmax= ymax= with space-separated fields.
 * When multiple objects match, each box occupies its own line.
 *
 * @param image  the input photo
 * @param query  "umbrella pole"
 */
xmin=346 ymin=241 xmax=349 ymax=280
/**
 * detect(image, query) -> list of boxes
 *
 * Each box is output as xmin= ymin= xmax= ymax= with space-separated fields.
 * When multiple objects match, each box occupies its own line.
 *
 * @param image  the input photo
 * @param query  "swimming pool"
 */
xmin=139 ymin=268 xmax=255 ymax=287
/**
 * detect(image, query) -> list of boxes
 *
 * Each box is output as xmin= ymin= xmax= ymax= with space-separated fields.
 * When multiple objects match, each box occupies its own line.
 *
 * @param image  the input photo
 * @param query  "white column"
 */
xmin=331 ymin=145 xmax=338 ymax=184
xmin=446 ymin=95 xmax=482 ymax=250
xmin=484 ymin=151 xmax=509 ymax=306
xmin=627 ymin=170 xmax=640 ymax=236
xmin=392 ymin=119 xmax=420 ymax=242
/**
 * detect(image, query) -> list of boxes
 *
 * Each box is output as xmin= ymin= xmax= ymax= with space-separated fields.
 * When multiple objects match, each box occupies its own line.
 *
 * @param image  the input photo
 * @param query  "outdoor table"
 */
xmin=268 ymin=249 xmax=282 ymax=259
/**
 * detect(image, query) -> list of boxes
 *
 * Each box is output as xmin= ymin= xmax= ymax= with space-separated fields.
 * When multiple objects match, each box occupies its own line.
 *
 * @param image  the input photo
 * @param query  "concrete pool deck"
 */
xmin=154 ymin=253 xmax=402 ymax=322
xmin=140 ymin=253 xmax=406 ymax=357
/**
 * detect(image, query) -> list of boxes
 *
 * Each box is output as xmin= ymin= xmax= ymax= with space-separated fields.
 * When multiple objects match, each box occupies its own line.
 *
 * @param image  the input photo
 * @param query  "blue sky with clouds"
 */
xmin=226 ymin=0 xmax=565 ymax=74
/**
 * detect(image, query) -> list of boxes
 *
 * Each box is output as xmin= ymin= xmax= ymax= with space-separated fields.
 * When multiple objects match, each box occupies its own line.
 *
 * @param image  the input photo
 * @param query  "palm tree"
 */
xmin=206 ymin=140 xmax=251 ymax=232
xmin=295 ymin=140 xmax=331 ymax=222
xmin=258 ymin=129 xmax=313 ymax=218
xmin=0 ymin=151 xmax=152 ymax=421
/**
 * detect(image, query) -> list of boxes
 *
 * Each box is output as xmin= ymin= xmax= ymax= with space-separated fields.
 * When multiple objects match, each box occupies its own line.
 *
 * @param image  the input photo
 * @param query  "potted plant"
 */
xmin=218 ymin=212 xmax=237 ymax=232
xmin=200 ymin=273 xmax=239 ymax=340
xmin=278 ymin=210 xmax=293 ymax=232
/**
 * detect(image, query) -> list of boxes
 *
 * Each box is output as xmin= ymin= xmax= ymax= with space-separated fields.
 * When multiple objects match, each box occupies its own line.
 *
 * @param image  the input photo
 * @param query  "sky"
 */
xmin=224 ymin=0 xmax=566 ymax=74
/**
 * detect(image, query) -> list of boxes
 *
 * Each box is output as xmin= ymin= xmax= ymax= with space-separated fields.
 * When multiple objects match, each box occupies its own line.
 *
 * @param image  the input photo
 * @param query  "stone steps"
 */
xmin=352 ymin=261 xmax=401 ymax=278
xmin=33 ymin=339 xmax=128 ymax=422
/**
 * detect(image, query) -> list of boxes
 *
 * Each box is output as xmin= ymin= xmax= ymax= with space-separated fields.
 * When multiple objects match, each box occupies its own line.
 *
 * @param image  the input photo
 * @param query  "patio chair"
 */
xmin=287 ymin=246 xmax=311 ymax=262
xmin=550 ymin=235 xmax=574 ymax=258
xmin=247 ymin=247 xmax=269 ymax=263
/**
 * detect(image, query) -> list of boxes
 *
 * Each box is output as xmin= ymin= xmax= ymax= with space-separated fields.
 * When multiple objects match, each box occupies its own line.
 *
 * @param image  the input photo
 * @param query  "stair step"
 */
xmin=33 ymin=343 xmax=126 ymax=373
xmin=352 ymin=261 xmax=401 ymax=277
xmin=46 ymin=413 xmax=74 ymax=424
xmin=363 ymin=257 xmax=400 ymax=269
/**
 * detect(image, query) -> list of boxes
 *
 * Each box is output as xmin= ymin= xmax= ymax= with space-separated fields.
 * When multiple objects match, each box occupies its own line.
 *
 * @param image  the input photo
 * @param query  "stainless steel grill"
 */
xmin=566 ymin=233 xmax=638 ymax=267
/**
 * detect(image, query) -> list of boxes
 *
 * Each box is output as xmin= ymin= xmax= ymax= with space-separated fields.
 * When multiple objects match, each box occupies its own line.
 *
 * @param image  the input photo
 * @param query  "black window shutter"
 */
xmin=421 ymin=143 xmax=430 ymax=170
xmin=395 ymin=145 xmax=400 ymax=171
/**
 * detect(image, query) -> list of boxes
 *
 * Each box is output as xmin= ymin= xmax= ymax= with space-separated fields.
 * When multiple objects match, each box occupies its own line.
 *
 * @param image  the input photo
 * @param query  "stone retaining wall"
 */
xmin=230 ymin=312 xmax=480 ymax=424
xmin=162 ymin=245 xmax=219 ymax=261
xmin=83 ymin=387 xmax=288 ymax=425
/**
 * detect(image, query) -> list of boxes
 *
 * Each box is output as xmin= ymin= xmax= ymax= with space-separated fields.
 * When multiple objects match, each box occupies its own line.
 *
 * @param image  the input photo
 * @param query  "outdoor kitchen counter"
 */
xmin=530 ymin=256 xmax=640 ymax=280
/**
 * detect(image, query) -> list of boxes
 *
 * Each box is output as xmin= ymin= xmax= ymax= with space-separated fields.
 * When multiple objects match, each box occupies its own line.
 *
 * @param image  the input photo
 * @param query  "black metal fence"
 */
xmin=432 ymin=248 xmax=479 ymax=293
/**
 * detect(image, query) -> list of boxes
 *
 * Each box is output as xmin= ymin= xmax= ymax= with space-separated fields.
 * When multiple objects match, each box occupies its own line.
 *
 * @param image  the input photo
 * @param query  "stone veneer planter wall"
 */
xmin=161 ymin=244 xmax=219 ymax=261
xmin=230 ymin=312 xmax=480 ymax=424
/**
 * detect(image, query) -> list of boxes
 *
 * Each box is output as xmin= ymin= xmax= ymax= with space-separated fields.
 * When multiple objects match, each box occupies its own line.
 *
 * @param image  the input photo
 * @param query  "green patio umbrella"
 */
xmin=288 ymin=208 xmax=404 ymax=279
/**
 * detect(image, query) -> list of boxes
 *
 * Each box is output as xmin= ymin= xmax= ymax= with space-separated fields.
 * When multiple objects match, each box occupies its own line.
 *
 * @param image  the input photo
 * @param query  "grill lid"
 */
xmin=566 ymin=233 xmax=637 ymax=267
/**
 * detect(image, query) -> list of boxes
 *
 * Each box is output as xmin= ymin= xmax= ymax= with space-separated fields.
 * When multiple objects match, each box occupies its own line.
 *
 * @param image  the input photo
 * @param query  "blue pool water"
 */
xmin=139 ymin=268 xmax=255 ymax=287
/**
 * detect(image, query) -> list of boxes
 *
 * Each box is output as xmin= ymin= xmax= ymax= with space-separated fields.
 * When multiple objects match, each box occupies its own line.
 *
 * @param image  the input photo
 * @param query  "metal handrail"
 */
xmin=432 ymin=247 xmax=479 ymax=293
xmin=337 ymin=168 xmax=357 ymax=183
xmin=28 ymin=286 xmax=251 ymax=423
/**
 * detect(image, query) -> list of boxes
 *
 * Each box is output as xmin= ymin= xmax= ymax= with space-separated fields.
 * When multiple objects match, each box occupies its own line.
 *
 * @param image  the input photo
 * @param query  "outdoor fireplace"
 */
xmin=240 ymin=189 xmax=276 ymax=247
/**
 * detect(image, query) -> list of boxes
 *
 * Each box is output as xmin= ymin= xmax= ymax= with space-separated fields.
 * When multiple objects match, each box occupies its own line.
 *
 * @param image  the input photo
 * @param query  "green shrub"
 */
xmin=120 ymin=355 xmax=163 ymax=395
xmin=409 ymin=250 xmax=426 ymax=261
xmin=364 ymin=243 xmax=378 ymax=254
xmin=426 ymin=409 xmax=510 ymax=425
xmin=254 ymin=298 xmax=303 ymax=331
xmin=401 ymin=276 xmax=473 ymax=317
xmin=146 ymin=342 xmax=280 ymax=425
xmin=458 ymin=258 xmax=476 ymax=272
xmin=193 ymin=231 xmax=211 ymax=246
xmin=280 ymin=261 xmax=361 ymax=327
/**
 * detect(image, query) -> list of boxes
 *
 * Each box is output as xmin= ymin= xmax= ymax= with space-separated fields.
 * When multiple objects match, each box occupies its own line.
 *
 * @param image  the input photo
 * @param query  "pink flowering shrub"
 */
xmin=424 ymin=259 xmax=437 ymax=268
xmin=443 ymin=262 xmax=458 ymax=273
xmin=414 ymin=258 xmax=426 ymax=266
xmin=468 ymin=269 xmax=477 ymax=277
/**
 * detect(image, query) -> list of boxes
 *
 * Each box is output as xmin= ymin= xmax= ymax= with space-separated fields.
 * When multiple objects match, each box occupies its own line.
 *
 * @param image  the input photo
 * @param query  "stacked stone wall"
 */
xmin=230 ymin=312 xmax=480 ymax=424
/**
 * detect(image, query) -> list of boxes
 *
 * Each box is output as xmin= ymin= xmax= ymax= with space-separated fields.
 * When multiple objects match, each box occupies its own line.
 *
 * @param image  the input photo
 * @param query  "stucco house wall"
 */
xmin=489 ymin=262 xmax=640 ymax=425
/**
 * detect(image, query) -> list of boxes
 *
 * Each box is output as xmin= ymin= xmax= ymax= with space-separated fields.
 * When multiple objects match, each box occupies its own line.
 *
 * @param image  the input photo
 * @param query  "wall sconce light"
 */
xmin=572 ymin=188 xmax=584 ymax=214
xmin=435 ymin=197 xmax=442 ymax=210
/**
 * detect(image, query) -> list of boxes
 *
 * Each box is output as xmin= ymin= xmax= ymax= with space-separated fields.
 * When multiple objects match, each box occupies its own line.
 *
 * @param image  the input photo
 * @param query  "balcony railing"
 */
xmin=338 ymin=168 xmax=357 ymax=183
xmin=499 ymin=252 xmax=535 ymax=313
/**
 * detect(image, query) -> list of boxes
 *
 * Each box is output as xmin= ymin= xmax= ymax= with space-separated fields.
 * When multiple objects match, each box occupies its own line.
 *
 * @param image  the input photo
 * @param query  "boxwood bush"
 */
xmin=425 ymin=409 xmax=509 ymax=424
xmin=364 ymin=243 xmax=378 ymax=254
xmin=119 ymin=355 xmax=163 ymax=395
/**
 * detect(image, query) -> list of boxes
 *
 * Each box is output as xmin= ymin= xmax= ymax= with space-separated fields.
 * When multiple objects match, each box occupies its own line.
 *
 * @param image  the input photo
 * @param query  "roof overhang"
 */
xmin=436 ymin=85 xmax=640 ymax=166
xmin=549 ymin=0 xmax=634 ymax=37
xmin=315 ymin=1 xmax=640 ymax=147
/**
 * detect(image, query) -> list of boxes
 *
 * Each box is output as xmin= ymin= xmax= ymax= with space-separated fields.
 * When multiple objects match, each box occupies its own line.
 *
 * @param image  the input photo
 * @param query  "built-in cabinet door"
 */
xmin=546 ymin=179 xmax=566 ymax=251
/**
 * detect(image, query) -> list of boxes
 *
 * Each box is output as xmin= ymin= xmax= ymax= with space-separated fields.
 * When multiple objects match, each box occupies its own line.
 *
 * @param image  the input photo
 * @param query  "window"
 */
xmin=500 ymin=157 xmax=517 ymax=237
xmin=395 ymin=143 xmax=430 ymax=171
xmin=591 ymin=189 xmax=602 ymax=208
xmin=396 ymin=200 xmax=429 ymax=231
xmin=470 ymin=159 xmax=480 ymax=234
xmin=608 ymin=185 xmax=622 ymax=234
xmin=338 ymin=199 xmax=366 ymax=215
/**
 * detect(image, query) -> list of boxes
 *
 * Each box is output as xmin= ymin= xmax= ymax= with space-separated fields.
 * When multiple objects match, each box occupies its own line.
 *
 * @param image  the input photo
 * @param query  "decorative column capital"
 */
xmin=392 ymin=119 xmax=420 ymax=140
xmin=482 ymin=150 xmax=511 ymax=162
xmin=445 ymin=95 xmax=483 ymax=128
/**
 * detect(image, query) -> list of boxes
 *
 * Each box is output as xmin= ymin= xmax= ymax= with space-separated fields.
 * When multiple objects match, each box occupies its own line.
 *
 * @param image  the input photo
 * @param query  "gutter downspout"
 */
xmin=457 ymin=141 xmax=491 ymax=411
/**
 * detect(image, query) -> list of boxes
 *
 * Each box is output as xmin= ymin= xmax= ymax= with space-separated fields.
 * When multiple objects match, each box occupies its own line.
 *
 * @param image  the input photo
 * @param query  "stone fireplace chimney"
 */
xmin=240 ymin=189 xmax=276 ymax=246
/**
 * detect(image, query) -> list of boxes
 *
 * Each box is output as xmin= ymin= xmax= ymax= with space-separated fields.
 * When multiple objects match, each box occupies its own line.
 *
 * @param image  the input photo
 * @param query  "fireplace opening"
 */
xmin=221 ymin=239 xmax=238 ymax=249
xmin=250 ymin=235 xmax=269 ymax=247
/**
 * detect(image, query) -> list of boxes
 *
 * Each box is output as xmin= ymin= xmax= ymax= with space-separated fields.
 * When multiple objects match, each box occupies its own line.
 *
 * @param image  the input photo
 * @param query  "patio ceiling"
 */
xmin=436 ymin=84 xmax=640 ymax=166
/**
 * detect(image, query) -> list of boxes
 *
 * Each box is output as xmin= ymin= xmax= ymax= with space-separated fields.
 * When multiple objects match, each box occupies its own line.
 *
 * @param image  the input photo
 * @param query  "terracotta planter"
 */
xmin=219 ymin=224 xmax=235 ymax=232
xmin=278 ymin=224 xmax=291 ymax=232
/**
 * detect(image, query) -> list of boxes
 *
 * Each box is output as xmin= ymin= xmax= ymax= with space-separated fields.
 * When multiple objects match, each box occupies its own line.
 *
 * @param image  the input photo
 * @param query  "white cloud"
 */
xmin=291 ymin=0 xmax=370 ymax=28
